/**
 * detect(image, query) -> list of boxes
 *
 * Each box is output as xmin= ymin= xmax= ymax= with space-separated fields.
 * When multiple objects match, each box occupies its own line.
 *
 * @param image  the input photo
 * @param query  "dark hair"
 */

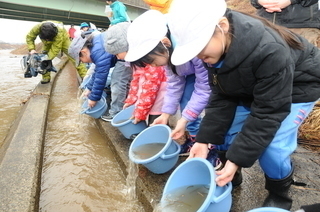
xmin=130 ymin=28 xmax=177 ymax=74
xmin=230 ymin=10 xmax=303 ymax=50
xmin=39 ymin=22 xmax=58 ymax=41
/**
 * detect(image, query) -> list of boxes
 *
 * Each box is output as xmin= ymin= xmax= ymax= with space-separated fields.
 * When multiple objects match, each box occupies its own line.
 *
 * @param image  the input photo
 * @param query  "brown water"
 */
xmin=39 ymin=62 xmax=144 ymax=211
xmin=157 ymin=184 xmax=209 ymax=212
xmin=132 ymin=143 xmax=166 ymax=160
xmin=0 ymin=50 xmax=39 ymax=148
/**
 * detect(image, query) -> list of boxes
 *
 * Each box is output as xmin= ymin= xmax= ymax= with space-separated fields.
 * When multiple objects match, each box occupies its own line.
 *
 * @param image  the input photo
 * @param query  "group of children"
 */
xmin=26 ymin=0 xmax=320 ymax=211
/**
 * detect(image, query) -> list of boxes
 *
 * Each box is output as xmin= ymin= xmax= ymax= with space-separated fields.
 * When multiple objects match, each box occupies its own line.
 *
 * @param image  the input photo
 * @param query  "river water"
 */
xmin=0 ymin=50 xmax=144 ymax=212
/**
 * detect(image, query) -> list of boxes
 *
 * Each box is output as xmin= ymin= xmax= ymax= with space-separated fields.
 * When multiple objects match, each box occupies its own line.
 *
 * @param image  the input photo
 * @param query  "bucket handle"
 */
xmin=80 ymin=107 xmax=91 ymax=114
xmin=160 ymin=141 xmax=181 ymax=160
xmin=211 ymin=182 xmax=232 ymax=203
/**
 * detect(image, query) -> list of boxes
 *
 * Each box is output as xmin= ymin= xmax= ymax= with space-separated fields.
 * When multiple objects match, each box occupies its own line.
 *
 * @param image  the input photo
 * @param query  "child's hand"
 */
xmin=123 ymin=103 xmax=131 ymax=110
xmin=150 ymin=113 xmax=170 ymax=126
xmin=88 ymin=99 xmax=97 ymax=108
xmin=171 ymin=118 xmax=188 ymax=140
xmin=215 ymin=161 xmax=239 ymax=187
xmin=187 ymin=142 xmax=208 ymax=160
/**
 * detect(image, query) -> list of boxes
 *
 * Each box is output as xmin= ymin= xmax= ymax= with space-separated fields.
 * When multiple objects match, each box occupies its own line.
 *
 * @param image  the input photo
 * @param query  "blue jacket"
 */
xmin=110 ymin=1 xmax=129 ymax=25
xmin=162 ymin=57 xmax=210 ymax=122
xmin=86 ymin=32 xmax=116 ymax=101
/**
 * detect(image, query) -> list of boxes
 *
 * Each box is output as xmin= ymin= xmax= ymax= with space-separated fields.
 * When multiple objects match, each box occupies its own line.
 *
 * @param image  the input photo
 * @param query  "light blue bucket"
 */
xmin=160 ymin=158 xmax=232 ymax=212
xmin=128 ymin=124 xmax=181 ymax=174
xmin=81 ymin=96 xmax=108 ymax=119
xmin=247 ymin=207 xmax=290 ymax=212
xmin=111 ymin=105 xmax=147 ymax=139
xmin=80 ymin=75 xmax=92 ymax=89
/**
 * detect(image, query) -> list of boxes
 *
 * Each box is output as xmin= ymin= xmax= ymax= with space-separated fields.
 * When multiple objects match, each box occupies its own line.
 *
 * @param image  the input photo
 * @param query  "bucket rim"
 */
xmin=128 ymin=124 xmax=174 ymax=164
xmin=111 ymin=105 xmax=135 ymax=127
xmin=160 ymin=158 xmax=218 ymax=211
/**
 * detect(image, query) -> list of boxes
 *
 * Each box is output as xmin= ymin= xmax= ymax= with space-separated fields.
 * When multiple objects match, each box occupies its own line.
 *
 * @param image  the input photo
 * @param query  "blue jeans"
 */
xmin=216 ymin=102 xmax=315 ymax=179
xmin=180 ymin=74 xmax=202 ymax=137
xmin=109 ymin=61 xmax=132 ymax=116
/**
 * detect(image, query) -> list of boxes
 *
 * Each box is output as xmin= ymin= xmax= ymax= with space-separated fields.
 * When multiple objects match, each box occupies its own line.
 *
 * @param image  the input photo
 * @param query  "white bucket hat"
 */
xmin=168 ymin=0 xmax=227 ymax=65
xmin=125 ymin=10 xmax=168 ymax=62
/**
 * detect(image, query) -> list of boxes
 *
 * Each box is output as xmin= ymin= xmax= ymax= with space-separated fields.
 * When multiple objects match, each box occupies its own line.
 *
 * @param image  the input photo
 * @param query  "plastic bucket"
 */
xmin=128 ymin=124 xmax=181 ymax=174
xmin=247 ymin=207 xmax=290 ymax=212
xmin=111 ymin=105 xmax=147 ymax=139
xmin=80 ymin=75 xmax=92 ymax=89
xmin=81 ymin=96 xmax=107 ymax=119
xmin=160 ymin=158 xmax=232 ymax=212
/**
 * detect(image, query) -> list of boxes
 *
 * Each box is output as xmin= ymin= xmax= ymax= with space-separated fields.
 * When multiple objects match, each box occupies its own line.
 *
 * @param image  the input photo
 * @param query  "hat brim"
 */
xmin=171 ymin=26 xmax=215 ymax=66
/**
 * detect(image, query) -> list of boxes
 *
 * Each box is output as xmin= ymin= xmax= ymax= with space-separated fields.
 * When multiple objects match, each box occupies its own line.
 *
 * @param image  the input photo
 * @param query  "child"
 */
xmin=68 ymin=31 xmax=116 ymax=108
xmin=105 ymin=22 xmax=167 ymax=126
xmin=125 ymin=10 xmax=222 ymax=169
xmin=168 ymin=0 xmax=320 ymax=210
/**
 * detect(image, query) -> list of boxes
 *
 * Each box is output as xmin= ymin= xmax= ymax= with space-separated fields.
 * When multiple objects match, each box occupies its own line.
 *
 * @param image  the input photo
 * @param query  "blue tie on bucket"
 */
xmin=80 ymin=95 xmax=108 ymax=119
xmin=128 ymin=124 xmax=181 ymax=174
xmin=159 ymin=158 xmax=232 ymax=212
xmin=111 ymin=105 xmax=147 ymax=139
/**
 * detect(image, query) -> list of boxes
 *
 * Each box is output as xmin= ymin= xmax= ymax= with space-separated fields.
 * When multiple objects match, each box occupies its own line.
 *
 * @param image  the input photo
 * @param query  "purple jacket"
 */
xmin=162 ymin=57 xmax=210 ymax=121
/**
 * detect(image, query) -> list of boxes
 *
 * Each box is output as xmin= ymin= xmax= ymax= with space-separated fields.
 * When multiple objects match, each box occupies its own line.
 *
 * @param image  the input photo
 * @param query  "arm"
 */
xmin=26 ymin=23 xmax=42 ymax=52
xmin=133 ymin=66 xmax=166 ymax=120
xmin=124 ymin=69 xmax=141 ymax=105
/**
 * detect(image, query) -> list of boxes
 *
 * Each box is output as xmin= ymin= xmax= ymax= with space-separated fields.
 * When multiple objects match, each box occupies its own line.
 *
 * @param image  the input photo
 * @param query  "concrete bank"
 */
xmin=0 ymin=56 xmax=69 ymax=212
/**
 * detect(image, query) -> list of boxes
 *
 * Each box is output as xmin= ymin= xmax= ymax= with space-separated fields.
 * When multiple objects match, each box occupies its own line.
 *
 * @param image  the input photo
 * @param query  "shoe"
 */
xmin=101 ymin=114 xmax=114 ymax=122
xmin=206 ymin=145 xmax=223 ymax=170
xmin=179 ymin=137 xmax=195 ymax=156
xmin=41 ymin=78 xmax=50 ymax=84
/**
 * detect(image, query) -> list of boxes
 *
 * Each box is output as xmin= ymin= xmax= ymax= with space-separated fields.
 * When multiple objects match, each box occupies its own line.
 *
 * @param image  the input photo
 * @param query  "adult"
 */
xmin=68 ymin=24 xmax=76 ymax=40
xmin=26 ymin=20 xmax=87 ymax=84
xmin=106 ymin=0 xmax=129 ymax=27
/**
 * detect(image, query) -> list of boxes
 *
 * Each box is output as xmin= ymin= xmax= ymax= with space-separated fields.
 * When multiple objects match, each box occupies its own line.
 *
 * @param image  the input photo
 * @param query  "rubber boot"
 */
xmin=217 ymin=151 xmax=243 ymax=187
xmin=41 ymin=71 xmax=51 ymax=84
xmin=262 ymin=168 xmax=294 ymax=210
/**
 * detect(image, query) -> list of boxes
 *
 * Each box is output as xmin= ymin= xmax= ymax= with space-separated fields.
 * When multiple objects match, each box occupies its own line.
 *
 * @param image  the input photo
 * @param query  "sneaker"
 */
xmin=101 ymin=113 xmax=114 ymax=122
xmin=179 ymin=137 xmax=195 ymax=156
xmin=206 ymin=145 xmax=223 ymax=170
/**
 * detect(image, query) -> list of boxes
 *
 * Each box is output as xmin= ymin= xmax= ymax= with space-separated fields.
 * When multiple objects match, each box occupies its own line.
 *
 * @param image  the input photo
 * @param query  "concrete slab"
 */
xmin=0 ymin=56 xmax=69 ymax=212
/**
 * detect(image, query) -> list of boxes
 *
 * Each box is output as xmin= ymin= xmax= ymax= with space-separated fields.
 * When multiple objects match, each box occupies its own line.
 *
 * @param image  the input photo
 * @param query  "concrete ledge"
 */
xmin=0 ymin=56 xmax=69 ymax=212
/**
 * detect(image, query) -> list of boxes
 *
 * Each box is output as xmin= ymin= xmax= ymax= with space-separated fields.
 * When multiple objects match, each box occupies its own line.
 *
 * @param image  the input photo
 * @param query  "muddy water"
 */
xmin=0 ymin=50 xmax=39 ymax=147
xmin=39 ymin=62 xmax=144 ymax=211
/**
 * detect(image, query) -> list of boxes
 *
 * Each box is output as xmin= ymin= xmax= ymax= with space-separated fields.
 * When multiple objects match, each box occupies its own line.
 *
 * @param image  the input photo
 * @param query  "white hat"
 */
xmin=125 ymin=10 xmax=168 ymax=62
xmin=168 ymin=0 xmax=227 ymax=65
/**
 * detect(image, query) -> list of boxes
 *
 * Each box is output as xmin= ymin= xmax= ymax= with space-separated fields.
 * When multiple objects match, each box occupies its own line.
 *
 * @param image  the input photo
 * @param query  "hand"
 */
xmin=29 ymin=50 xmax=37 ymax=55
xmin=215 ymin=160 xmax=239 ymax=187
xmin=82 ymin=89 xmax=91 ymax=98
xmin=171 ymin=118 xmax=188 ymax=140
xmin=150 ymin=113 xmax=170 ymax=126
xmin=258 ymin=0 xmax=291 ymax=12
xmin=123 ymin=103 xmax=131 ymax=110
xmin=88 ymin=99 xmax=97 ymax=108
xmin=187 ymin=142 xmax=209 ymax=160
xmin=133 ymin=117 xmax=142 ymax=124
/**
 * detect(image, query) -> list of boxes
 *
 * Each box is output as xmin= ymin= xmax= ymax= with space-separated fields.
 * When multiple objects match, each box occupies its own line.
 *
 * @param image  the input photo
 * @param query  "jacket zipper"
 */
xmin=213 ymin=74 xmax=226 ymax=94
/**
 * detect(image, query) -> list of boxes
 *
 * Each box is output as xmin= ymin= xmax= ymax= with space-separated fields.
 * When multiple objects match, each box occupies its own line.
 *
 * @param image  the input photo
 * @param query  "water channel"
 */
xmin=0 ymin=50 xmax=144 ymax=212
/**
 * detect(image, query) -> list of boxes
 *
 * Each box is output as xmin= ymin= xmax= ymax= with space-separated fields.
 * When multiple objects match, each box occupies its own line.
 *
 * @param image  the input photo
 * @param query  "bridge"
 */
xmin=0 ymin=0 xmax=149 ymax=29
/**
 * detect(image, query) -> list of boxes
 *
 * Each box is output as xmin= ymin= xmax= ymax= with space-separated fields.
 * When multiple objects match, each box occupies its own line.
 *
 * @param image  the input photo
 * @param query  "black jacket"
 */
xmin=251 ymin=0 xmax=320 ymax=29
xmin=196 ymin=10 xmax=320 ymax=168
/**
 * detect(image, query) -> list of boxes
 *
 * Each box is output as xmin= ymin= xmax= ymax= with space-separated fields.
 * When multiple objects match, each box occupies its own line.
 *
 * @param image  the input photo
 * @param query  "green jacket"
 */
xmin=26 ymin=21 xmax=69 ymax=60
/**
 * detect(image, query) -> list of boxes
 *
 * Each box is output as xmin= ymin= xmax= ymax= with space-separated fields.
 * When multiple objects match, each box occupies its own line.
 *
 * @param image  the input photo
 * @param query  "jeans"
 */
xmin=180 ymin=74 xmax=202 ymax=136
xmin=216 ymin=102 xmax=315 ymax=179
xmin=109 ymin=61 xmax=132 ymax=116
